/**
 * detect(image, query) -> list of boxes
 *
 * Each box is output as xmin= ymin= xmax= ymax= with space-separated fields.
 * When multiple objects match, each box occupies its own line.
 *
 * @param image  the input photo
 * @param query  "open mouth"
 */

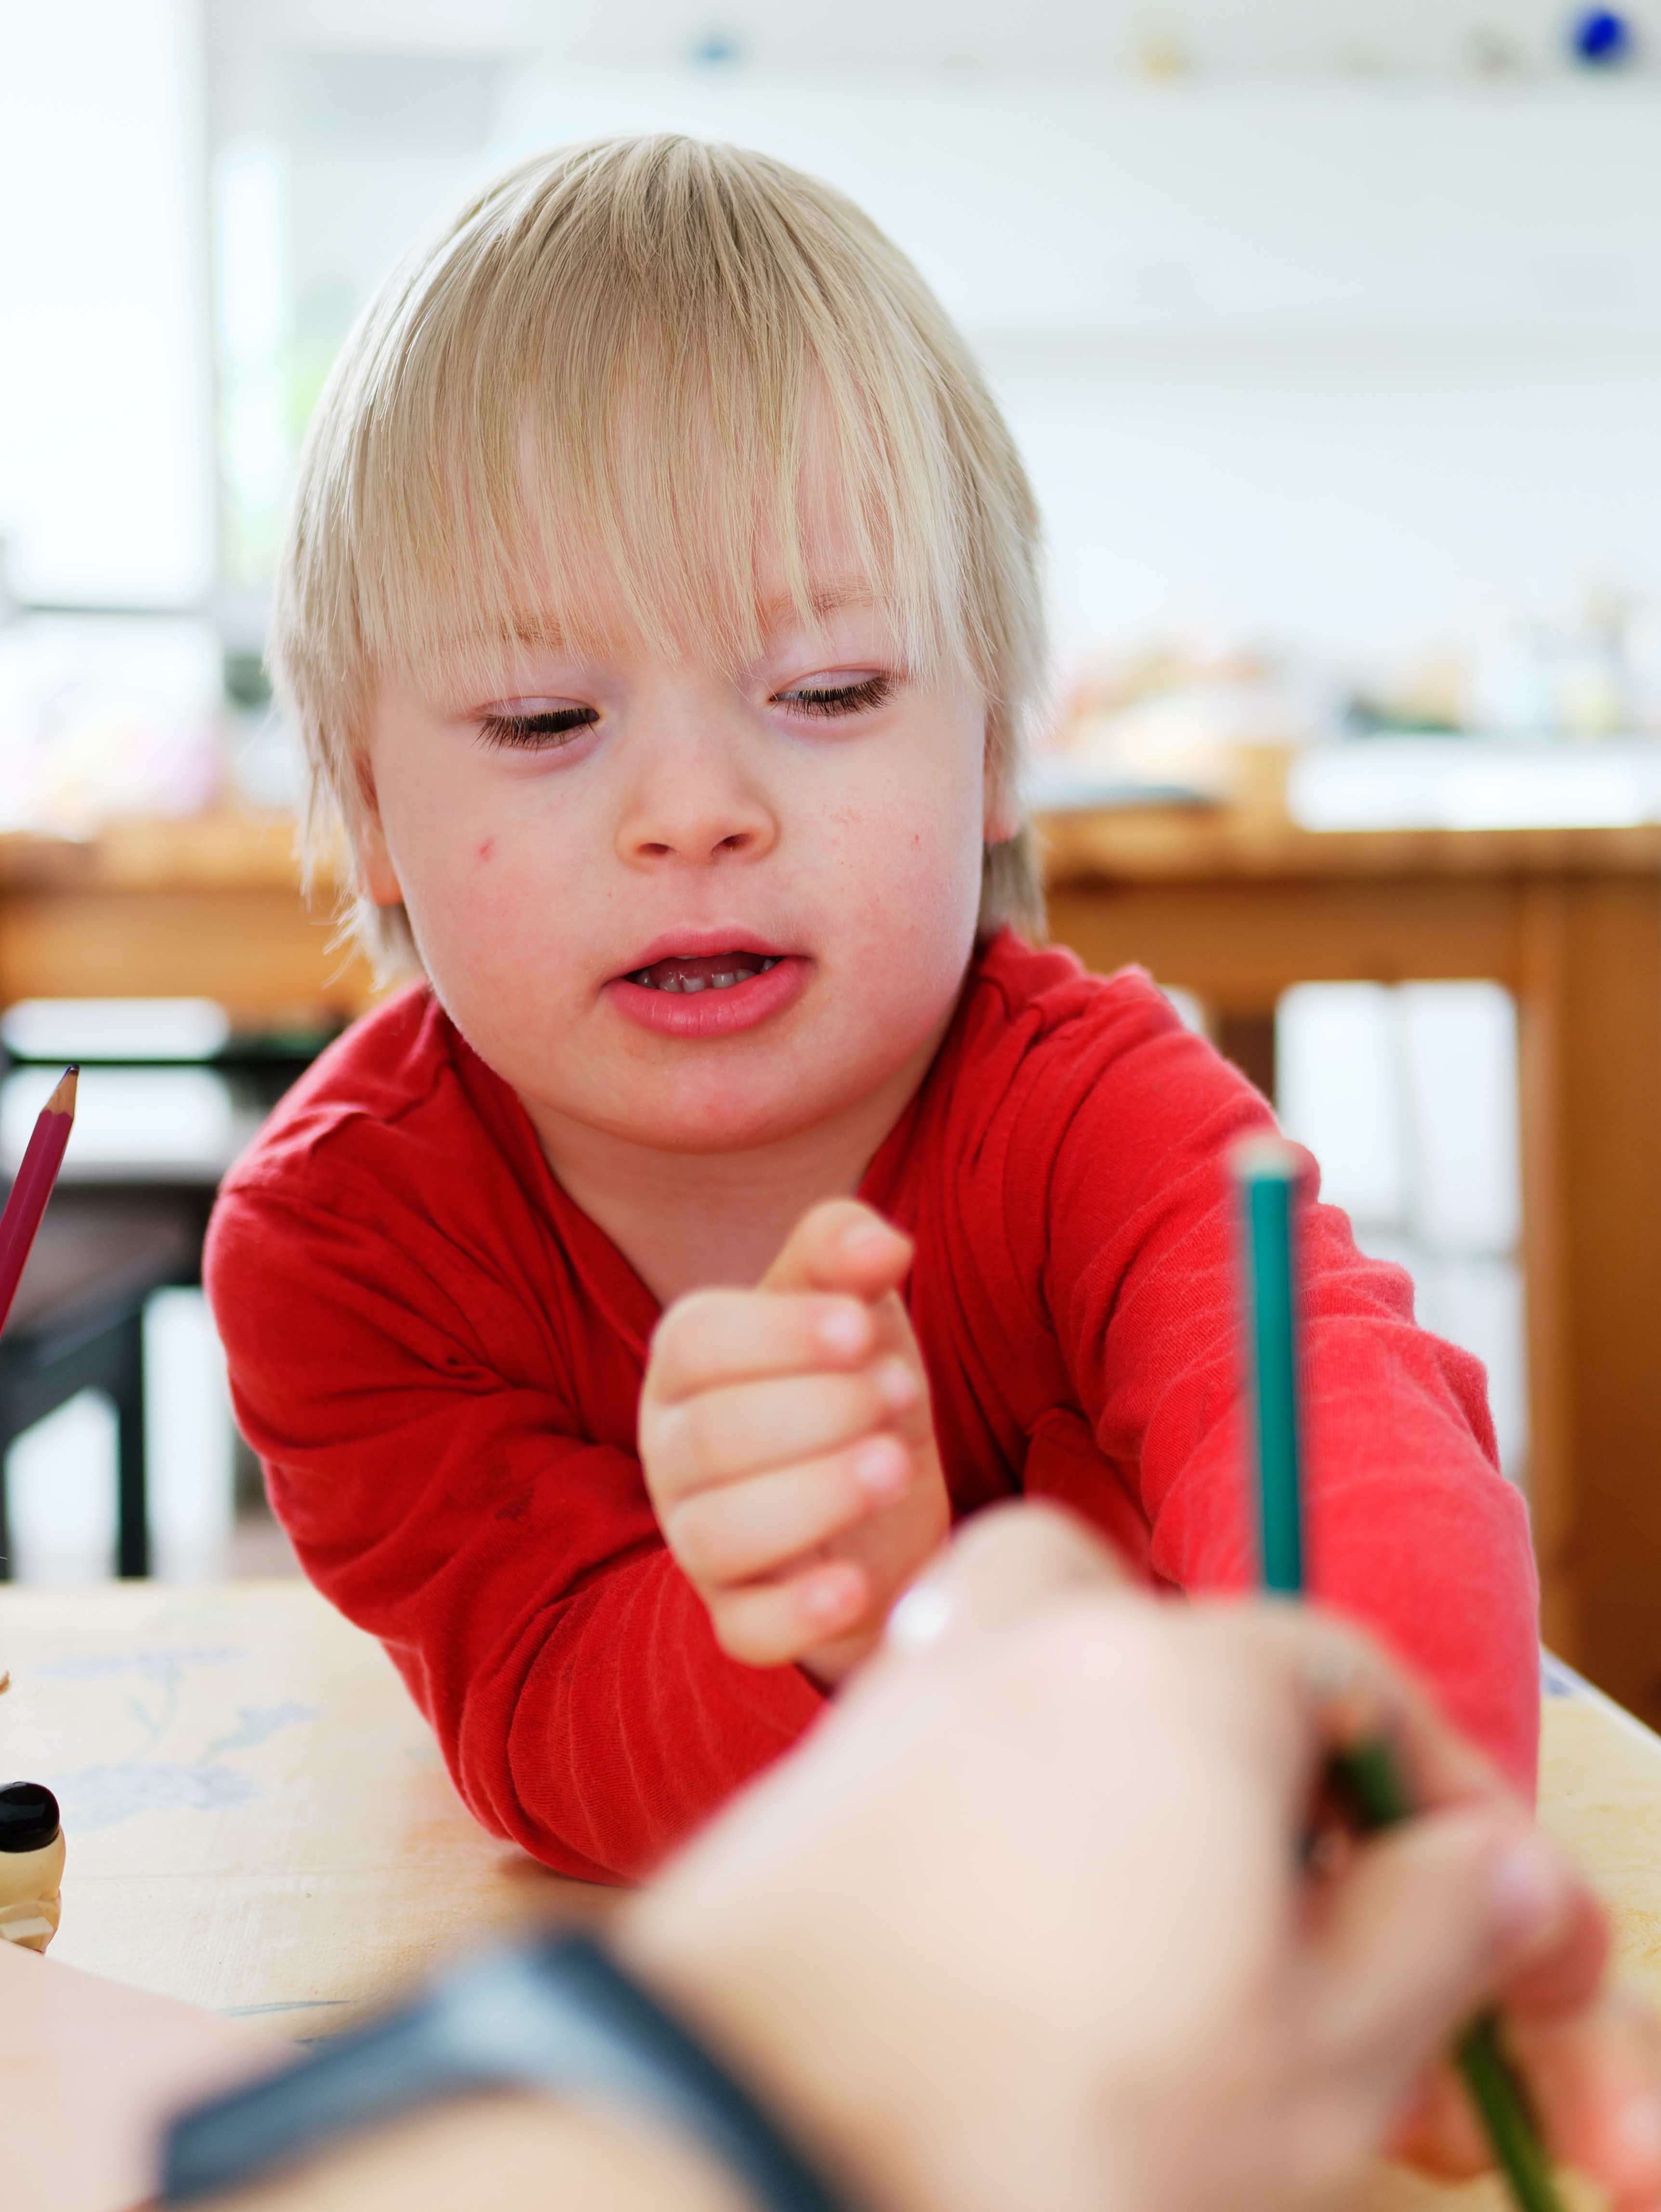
xmin=624 ymin=952 xmax=785 ymax=995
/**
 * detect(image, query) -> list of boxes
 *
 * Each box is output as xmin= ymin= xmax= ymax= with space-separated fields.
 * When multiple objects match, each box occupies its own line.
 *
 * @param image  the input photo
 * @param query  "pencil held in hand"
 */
xmin=0 ymin=1066 xmax=78 ymax=1334
xmin=1231 ymin=1133 xmax=1566 ymax=2212
xmin=1233 ymin=1136 xmax=1304 ymax=1594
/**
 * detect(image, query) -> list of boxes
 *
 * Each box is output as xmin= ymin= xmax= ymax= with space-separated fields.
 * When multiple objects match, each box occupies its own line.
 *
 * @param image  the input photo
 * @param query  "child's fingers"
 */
xmin=706 ymin=1560 xmax=871 ymax=1670
xmin=651 ymin=1362 xmax=920 ymax=1503
xmin=760 ymin=1199 xmax=914 ymax=1302
xmin=647 ymin=1288 xmax=876 ymax=1406
xmin=661 ymin=1437 xmax=913 ymax=1588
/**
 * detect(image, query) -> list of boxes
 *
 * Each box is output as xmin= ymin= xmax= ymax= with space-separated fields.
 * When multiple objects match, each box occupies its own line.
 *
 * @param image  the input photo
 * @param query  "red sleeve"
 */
xmin=1030 ymin=976 xmax=1540 ymax=1796
xmin=204 ymin=1174 xmax=824 ymax=1884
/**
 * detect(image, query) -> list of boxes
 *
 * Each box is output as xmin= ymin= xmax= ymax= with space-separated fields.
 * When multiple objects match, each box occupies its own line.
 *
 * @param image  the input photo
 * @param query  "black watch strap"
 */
xmin=160 ymin=1932 xmax=856 ymax=2212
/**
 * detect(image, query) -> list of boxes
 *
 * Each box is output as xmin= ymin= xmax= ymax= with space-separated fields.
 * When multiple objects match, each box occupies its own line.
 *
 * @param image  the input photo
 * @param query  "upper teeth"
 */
xmin=630 ymin=956 xmax=780 ymax=990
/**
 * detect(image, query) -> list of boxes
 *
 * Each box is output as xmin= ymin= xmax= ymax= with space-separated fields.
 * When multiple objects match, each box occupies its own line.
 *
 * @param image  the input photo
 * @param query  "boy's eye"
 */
xmin=478 ymin=703 xmax=598 ymax=750
xmin=774 ymin=674 xmax=892 ymax=720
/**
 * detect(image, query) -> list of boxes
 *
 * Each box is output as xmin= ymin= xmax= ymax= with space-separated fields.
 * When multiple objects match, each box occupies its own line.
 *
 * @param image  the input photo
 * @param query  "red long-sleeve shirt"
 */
xmin=205 ymin=932 xmax=1539 ymax=1881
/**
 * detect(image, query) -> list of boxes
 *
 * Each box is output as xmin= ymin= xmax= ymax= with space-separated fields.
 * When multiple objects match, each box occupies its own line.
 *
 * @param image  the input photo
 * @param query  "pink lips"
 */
xmin=607 ymin=954 xmax=809 ymax=1038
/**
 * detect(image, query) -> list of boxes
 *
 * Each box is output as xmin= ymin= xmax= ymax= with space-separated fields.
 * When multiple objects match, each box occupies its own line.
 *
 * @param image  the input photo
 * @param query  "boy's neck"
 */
xmin=518 ymin=1033 xmax=944 ymax=1306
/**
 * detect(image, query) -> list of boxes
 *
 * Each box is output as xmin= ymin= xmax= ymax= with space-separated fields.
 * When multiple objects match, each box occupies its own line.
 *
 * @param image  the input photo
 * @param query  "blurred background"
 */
xmin=2 ymin=0 xmax=1659 ymax=1601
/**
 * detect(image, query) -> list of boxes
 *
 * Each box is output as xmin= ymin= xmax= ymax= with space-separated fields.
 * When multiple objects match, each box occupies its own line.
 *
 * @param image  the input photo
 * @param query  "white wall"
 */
xmin=210 ymin=0 xmax=1661 ymax=78
xmin=209 ymin=65 xmax=1661 ymax=667
xmin=986 ymin=330 xmax=1661 ymax=668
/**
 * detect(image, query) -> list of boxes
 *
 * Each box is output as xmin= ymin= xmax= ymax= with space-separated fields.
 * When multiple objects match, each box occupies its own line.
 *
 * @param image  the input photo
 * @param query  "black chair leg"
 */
xmin=113 ymin=1308 xmax=149 ymax=1580
xmin=1 ymin=1281 xmax=168 ymax=1583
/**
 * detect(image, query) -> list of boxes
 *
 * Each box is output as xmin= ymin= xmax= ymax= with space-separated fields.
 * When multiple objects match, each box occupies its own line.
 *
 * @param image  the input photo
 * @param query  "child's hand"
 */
xmin=639 ymin=1199 xmax=950 ymax=1685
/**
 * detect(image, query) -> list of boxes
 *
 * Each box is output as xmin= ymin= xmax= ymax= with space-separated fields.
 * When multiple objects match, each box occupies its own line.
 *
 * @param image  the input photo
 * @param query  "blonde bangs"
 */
xmin=273 ymin=135 xmax=1047 ymax=973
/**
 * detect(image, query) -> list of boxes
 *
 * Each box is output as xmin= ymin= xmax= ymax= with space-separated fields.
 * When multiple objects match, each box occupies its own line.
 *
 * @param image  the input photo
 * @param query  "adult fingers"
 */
xmin=1392 ymin=1993 xmax=1661 ymax=2199
xmin=662 ymin=1438 xmax=915 ymax=1588
xmin=1497 ymin=1880 xmax=1609 ymax=2019
xmin=760 ymin=1199 xmax=914 ymax=1302
xmin=1191 ymin=1599 xmax=1520 ymax=1825
xmin=650 ymin=1363 xmax=920 ymax=1502
xmin=1308 ymin=1805 xmax=1579 ymax=2124
xmin=1386 ymin=2060 xmax=1490 ymax=2180
xmin=1202 ymin=1606 xmax=1612 ymax=2005
xmin=882 ymin=1501 xmax=1136 ymax=1659
xmin=646 ymin=1288 xmax=878 ymax=1407
xmin=1506 ymin=1991 xmax=1661 ymax=2211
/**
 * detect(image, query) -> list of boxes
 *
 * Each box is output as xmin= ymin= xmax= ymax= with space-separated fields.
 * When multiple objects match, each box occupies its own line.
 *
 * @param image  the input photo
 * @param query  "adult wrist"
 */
xmin=614 ymin=1802 xmax=1127 ymax=2212
xmin=201 ymin=2091 xmax=754 ymax=2212
xmin=613 ymin=1890 xmax=948 ymax=2212
xmin=161 ymin=1932 xmax=862 ymax=2212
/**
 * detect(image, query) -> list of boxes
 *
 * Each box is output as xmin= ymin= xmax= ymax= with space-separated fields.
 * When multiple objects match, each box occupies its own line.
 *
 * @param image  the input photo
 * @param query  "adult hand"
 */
xmin=638 ymin=1199 xmax=950 ymax=1682
xmin=621 ymin=1504 xmax=1661 ymax=2212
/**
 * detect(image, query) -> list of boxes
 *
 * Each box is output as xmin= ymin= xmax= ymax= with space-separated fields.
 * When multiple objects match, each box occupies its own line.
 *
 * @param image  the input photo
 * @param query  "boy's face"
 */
xmin=359 ymin=516 xmax=1010 ymax=1162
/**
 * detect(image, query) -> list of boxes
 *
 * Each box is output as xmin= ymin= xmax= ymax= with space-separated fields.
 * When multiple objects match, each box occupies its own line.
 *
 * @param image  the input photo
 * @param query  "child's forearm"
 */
xmin=256 ymin=1422 xmax=829 ymax=1880
xmin=367 ymin=1539 xmax=828 ymax=1883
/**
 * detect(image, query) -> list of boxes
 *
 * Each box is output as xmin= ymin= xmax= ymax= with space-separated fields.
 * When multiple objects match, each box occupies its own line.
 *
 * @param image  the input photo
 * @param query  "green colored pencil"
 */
xmin=1233 ymin=1136 xmax=1564 ymax=2212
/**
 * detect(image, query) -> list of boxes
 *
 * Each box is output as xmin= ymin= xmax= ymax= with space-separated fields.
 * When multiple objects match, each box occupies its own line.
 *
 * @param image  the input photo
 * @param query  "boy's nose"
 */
xmin=616 ymin=738 xmax=778 ymax=869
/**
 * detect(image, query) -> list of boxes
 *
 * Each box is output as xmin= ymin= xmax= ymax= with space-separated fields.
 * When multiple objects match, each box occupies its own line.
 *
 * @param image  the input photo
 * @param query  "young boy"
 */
xmin=206 ymin=135 xmax=1538 ymax=1883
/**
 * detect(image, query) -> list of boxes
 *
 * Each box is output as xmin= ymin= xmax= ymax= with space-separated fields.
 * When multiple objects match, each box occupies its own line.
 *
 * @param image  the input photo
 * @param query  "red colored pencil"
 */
xmin=0 ymin=1066 xmax=78 ymax=1335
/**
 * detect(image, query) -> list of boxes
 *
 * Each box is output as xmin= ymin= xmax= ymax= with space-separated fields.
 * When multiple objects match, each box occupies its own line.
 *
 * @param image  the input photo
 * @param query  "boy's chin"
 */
xmin=601 ymin=1086 xmax=843 ymax=1158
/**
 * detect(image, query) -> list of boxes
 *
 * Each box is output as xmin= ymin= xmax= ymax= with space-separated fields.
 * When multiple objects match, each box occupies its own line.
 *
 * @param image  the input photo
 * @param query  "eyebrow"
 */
xmin=472 ymin=581 xmax=881 ymax=662
xmin=752 ymin=580 xmax=878 ymax=632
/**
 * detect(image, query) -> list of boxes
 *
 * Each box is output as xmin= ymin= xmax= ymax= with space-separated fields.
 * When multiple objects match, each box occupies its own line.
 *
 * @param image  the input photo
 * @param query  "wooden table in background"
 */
xmin=1 ymin=1579 xmax=1660 ymax=2210
xmin=1043 ymin=753 xmax=1661 ymax=1733
xmin=0 ymin=815 xmax=374 ymax=1029
xmin=4 ymin=790 xmax=1661 ymax=1725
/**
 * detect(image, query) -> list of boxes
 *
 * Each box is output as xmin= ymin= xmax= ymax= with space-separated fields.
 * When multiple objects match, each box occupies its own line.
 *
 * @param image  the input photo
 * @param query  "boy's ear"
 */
xmin=356 ymin=816 xmax=404 ymax=907
xmin=982 ymin=722 xmax=1023 ymax=847
xmin=983 ymin=786 xmax=1023 ymax=847
xmin=352 ymin=764 xmax=404 ymax=906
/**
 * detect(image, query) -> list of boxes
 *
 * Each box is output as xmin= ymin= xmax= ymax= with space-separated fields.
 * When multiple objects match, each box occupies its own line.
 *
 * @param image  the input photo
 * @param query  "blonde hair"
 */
xmin=272 ymin=134 xmax=1048 ymax=974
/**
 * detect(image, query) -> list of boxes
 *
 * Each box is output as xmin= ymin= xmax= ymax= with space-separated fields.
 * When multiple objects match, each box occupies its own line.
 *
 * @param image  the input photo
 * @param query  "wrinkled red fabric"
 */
xmin=206 ymin=931 xmax=1539 ymax=1881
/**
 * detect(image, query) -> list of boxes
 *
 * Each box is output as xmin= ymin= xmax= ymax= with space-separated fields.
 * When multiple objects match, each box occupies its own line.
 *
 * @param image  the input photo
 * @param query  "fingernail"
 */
xmin=1487 ymin=1832 xmax=1566 ymax=1942
xmin=840 ymin=1220 xmax=894 ymax=1255
xmin=804 ymin=1568 xmax=860 ymax=1624
xmin=875 ymin=1359 xmax=918 ymax=1412
xmin=853 ymin=1435 xmax=908 ymax=1501
xmin=816 ymin=1303 xmax=867 ymax=1356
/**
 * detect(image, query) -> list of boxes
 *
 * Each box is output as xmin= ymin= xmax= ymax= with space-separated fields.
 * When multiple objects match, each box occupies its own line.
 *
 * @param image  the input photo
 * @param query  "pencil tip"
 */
xmin=46 ymin=1066 xmax=79 ymax=1117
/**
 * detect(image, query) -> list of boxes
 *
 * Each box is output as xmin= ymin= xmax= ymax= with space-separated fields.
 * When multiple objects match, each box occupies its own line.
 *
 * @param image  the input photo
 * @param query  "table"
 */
xmin=0 ymin=1578 xmax=614 ymax=2037
xmin=1042 ymin=752 xmax=1661 ymax=1734
xmin=0 ymin=1580 xmax=1657 ymax=2210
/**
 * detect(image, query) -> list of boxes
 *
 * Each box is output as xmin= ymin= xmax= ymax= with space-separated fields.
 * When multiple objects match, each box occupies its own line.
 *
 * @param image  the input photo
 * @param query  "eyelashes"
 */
xmin=478 ymin=706 xmax=598 ymax=751
xmin=475 ymin=673 xmax=894 ymax=751
xmin=775 ymin=675 xmax=892 ymax=720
